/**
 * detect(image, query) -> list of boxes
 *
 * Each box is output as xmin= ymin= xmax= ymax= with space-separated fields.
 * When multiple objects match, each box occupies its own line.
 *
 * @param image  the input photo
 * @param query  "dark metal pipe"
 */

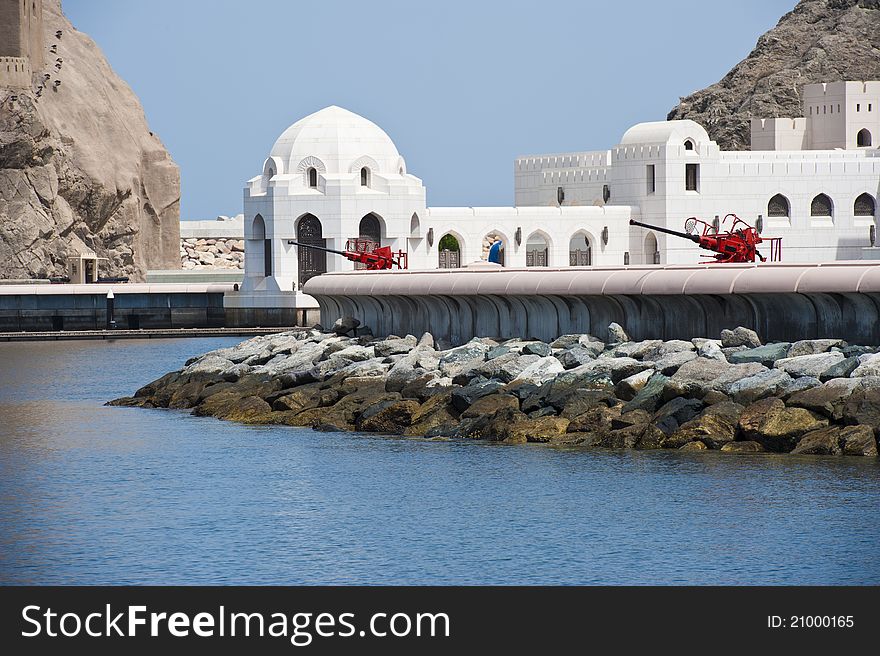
xmin=629 ymin=219 xmax=700 ymax=243
xmin=286 ymin=240 xmax=349 ymax=256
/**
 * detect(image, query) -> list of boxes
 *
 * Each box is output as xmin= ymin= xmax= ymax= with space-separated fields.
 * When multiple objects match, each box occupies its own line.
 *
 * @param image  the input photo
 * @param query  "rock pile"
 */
xmin=180 ymin=238 xmax=245 ymax=269
xmin=109 ymin=322 xmax=880 ymax=457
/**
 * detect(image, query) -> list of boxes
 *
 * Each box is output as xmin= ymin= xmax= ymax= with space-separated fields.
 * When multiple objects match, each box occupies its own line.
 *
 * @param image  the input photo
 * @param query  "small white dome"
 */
xmin=619 ymin=119 xmax=710 ymax=146
xmin=270 ymin=106 xmax=403 ymax=175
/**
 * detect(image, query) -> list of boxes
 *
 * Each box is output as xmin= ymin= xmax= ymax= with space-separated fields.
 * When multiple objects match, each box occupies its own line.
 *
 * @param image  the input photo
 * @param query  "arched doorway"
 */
xmin=569 ymin=233 xmax=592 ymax=266
xmin=296 ymin=214 xmax=325 ymax=285
xmin=482 ymin=232 xmax=506 ymax=265
xmin=857 ymin=129 xmax=872 ymax=147
xmin=526 ymin=232 xmax=549 ymax=266
xmin=438 ymin=233 xmax=460 ymax=269
xmin=644 ymin=232 xmax=659 ymax=264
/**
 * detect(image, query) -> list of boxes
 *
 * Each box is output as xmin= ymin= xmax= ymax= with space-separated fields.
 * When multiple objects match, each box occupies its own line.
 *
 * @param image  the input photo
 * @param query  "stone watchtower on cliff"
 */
xmin=0 ymin=0 xmax=44 ymax=89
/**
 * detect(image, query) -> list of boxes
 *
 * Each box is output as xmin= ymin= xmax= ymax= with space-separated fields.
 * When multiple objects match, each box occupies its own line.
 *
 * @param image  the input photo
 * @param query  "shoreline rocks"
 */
xmin=108 ymin=324 xmax=880 ymax=458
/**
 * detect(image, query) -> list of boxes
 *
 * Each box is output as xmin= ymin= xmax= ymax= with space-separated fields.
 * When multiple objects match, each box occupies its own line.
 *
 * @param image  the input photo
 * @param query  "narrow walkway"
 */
xmin=0 ymin=327 xmax=301 ymax=342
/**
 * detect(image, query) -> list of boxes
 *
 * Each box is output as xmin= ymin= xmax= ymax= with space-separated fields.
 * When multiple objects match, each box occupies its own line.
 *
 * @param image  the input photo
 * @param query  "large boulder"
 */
xmin=621 ymin=373 xmax=668 ymax=414
xmin=726 ymin=368 xmax=793 ymax=405
xmin=738 ymin=398 xmax=828 ymax=451
xmin=840 ymin=426 xmax=879 ymax=456
xmin=786 ymin=378 xmax=860 ymax=420
xmin=614 ymin=369 xmax=653 ymax=401
xmin=791 ymin=426 xmax=844 ymax=455
xmin=652 ymin=350 xmax=697 ymax=375
xmin=842 ymin=387 xmax=880 ymax=434
xmin=374 ymin=335 xmax=419 ymax=358
xmin=495 ymin=416 xmax=571 ymax=444
xmin=512 ymin=356 xmax=565 ymax=384
xmin=720 ymin=441 xmax=765 ymax=454
xmin=357 ymin=399 xmax=421 ymax=433
xmin=607 ymin=322 xmax=631 ymax=344
xmin=474 ymin=353 xmax=541 ymax=383
xmin=451 ymin=379 xmax=505 ymax=412
xmin=461 ymin=393 xmax=520 ymax=419
xmin=438 ymin=340 xmax=490 ymax=378
xmin=556 ymin=346 xmax=597 ymax=370
xmin=331 ymin=316 xmax=360 ymax=335
xmin=652 ymin=397 xmax=704 ymax=435
xmin=787 ymin=339 xmax=845 ymax=358
xmin=611 ymin=339 xmax=664 ymax=360
xmin=521 ymin=342 xmax=552 ymax=357
xmin=728 ymin=342 xmax=790 ymax=366
xmin=774 ymin=352 xmax=845 ymax=378
xmin=820 ymin=357 xmax=859 ymax=382
xmin=721 ymin=326 xmax=762 ymax=348
xmin=850 ymin=353 xmax=880 ymax=378
xmin=665 ymin=401 xmax=742 ymax=449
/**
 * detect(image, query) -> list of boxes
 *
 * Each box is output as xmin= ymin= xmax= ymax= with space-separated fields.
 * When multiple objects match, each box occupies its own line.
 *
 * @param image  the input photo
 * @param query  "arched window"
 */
xmin=359 ymin=214 xmax=381 ymax=246
xmin=684 ymin=139 xmax=694 ymax=151
xmin=526 ymin=233 xmax=549 ymax=267
xmin=409 ymin=213 xmax=420 ymax=237
xmin=569 ymin=233 xmax=592 ymax=266
xmin=308 ymin=167 xmax=317 ymax=188
xmin=857 ymin=129 xmax=872 ymax=147
xmin=854 ymin=193 xmax=876 ymax=217
xmin=360 ymin=167 xmax=370 ymax=187
xmin=810 ymin=193 xmax=833 ymax=217
xmin=767 ymin=194 xmax=790 ymax=218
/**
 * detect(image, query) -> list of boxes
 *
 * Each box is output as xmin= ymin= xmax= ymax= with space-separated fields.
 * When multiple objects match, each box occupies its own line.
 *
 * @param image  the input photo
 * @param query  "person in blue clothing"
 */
xmin=487 ymin=239 xmax=504 ymax=265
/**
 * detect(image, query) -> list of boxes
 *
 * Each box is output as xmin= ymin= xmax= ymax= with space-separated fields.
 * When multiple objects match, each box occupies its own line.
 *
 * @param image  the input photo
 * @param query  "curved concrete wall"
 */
xmin=303 ymin=262 xmax=880 ymax=344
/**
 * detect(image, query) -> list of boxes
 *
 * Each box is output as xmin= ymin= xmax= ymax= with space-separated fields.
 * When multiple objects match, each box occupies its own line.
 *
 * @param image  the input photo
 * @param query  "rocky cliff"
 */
xmin=668 ymin=0 xmax=880 ymax=150
xmin=0 ymin=0 xmax=179 ymax=280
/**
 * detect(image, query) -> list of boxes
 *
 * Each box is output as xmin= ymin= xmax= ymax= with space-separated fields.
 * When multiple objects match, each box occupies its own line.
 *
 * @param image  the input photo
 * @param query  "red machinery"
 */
xmin=287 ymin=238 xmax=408 ymax=270
xmin=630 ymin=214 xmax=782 ymax=263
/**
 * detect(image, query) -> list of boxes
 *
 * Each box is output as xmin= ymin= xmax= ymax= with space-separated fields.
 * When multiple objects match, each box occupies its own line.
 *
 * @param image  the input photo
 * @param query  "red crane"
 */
xmin=630 ymin=214 xmax=782 ymax=263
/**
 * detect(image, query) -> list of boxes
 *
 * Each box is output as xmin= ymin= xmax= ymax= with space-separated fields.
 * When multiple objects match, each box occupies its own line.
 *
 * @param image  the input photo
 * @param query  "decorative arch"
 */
xmin=768 ymin=193 xmax=790 ymax=218
xmin=410 ymin=212 xmax=420 ymax=237
xmin=854 ymin=193 xmax=876 ymax=217
xmin=349 ymin=155 xmax=380 ymax=174
xmin=525 ymin=230 xmax=551 ymax=267
xmin=295 ymin=214 xmax=325 ymax=284
xmin=262 ymin=158 xmax=277 ymax=179
xmin=295 ymin=156 xmax=326 ymax=189
xmin=857 ymin=128 xmax=872 ymax=147
xmin=251 ymin=214 xmax=266 ymax=240
xmin=644 ymin=232 xmax=659 ymax=264
xmin=250 ymin=214 xmax=270 ymax=277
xmin=684 ymin=139 xmax=695 ymax=151
xmin=396 ymin=157 xmax=406 ymax=175
xmin=810 ymin=193 xmax=833 ymax=217
xmin=569 ymin=231 xmax=593 ymax=266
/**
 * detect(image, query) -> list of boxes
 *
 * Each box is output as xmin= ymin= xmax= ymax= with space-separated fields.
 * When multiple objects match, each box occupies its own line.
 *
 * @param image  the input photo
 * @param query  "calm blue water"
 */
xmin=0 ymin=337 xmax=878 ymax=585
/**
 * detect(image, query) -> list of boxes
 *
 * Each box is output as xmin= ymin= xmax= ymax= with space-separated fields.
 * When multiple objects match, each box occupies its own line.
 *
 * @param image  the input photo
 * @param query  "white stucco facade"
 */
xmin=229 ymin=81 xmax=880 ymax=311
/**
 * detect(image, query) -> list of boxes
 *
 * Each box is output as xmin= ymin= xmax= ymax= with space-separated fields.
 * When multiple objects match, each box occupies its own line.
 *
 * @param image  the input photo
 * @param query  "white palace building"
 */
xmin=225 ymin=81 xmax=880 ymax=317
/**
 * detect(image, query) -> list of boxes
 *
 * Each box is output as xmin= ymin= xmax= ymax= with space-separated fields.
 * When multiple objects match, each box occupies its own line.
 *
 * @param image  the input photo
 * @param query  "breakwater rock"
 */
xmin=109 ymin=322 xmax=880 ymax=457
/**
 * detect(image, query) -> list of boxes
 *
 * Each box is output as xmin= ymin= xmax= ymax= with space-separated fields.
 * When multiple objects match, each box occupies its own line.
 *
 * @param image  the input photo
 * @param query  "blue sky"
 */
xmin=64 ymin=0 xmax=796 ymax=219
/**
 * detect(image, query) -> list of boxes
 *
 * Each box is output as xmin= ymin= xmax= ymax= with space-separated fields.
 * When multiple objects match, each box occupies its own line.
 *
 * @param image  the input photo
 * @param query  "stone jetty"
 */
xmin=109 ymin=320 xmax=880 ymax=457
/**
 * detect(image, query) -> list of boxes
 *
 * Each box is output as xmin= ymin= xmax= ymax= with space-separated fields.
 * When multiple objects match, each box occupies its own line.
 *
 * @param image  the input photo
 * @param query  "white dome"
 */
xmin=269 ymin=106 xmax=404 ymax=176
xmin=619 ymin=119 xmax=710 ymax=146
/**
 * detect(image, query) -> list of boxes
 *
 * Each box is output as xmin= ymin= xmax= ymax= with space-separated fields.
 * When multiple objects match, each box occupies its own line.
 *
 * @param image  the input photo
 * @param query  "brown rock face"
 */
xmin=667 ymin=0 xmax=880 ymax=150
xmin=0 ymin=0 xmax=179 ymax=280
